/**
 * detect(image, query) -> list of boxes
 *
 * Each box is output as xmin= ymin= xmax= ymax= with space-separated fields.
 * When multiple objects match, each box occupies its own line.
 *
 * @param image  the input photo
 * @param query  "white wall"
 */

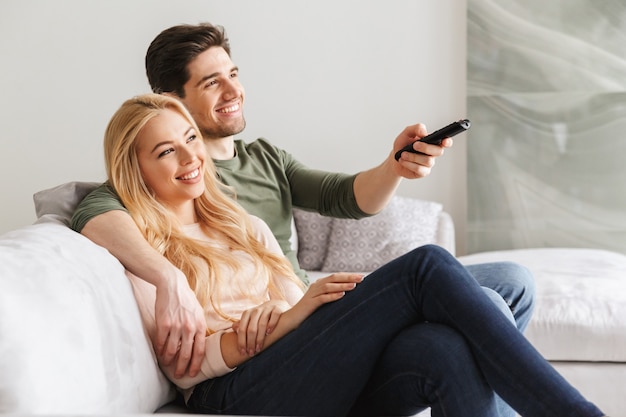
xmin=0 ymin=0 xmax=468 ymax=253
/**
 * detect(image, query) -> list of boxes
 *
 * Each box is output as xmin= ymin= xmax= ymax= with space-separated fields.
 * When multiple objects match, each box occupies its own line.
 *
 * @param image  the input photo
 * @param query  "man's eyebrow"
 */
xmin=193 ymin=66 xmax=239 ymax=88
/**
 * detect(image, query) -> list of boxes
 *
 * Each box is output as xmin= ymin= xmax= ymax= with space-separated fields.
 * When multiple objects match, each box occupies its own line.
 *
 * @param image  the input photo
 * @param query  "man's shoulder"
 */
xmin=235 ymin=138 xmax=286 ymax=157
xmin=70 ymin=182 xmax=125 ymax=232
xmin=79 ymin=182 xmax=120 ymax=202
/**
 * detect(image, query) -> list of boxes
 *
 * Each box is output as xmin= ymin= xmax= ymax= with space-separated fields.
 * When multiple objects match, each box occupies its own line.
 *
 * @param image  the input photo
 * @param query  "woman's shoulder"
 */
xmin=248 ymin=214 xmax=272 ymax=235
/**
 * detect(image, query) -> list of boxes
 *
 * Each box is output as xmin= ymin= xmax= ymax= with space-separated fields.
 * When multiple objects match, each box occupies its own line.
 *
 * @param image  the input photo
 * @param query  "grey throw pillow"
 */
xmin=33 ymin=181 xmax=100 ymax=226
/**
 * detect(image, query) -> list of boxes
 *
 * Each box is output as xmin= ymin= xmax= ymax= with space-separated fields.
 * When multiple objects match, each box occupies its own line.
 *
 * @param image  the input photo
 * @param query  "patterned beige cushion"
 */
xmin=321 ymin=196 xmax=442 ymax=272
xmin=293 ymin=209 xmax=334 ymax=271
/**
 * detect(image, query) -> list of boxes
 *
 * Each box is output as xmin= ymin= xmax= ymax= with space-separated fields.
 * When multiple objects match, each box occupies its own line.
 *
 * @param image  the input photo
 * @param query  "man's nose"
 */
xmin=222 ymin=78 xmax=240 ymax=100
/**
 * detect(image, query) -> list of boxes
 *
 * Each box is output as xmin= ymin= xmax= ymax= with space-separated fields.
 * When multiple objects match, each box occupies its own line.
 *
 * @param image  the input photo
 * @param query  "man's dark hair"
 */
xmin=145 ymin=23 xmax=231 ymax=97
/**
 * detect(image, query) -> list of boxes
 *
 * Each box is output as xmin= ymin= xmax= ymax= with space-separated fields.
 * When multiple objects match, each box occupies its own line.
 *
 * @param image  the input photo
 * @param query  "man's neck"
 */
xmin=205 ymin=136 xmax=236 ymax=160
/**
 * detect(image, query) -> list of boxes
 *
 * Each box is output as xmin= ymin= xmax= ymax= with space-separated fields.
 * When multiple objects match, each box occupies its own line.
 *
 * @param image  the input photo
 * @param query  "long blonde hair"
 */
xmin=104 ymin=93 xmax=304 ymax=322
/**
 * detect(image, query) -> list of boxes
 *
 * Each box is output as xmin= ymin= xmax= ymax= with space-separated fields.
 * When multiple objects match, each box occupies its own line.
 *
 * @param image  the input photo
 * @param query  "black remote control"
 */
xmin=394 ymin=119 xmax=470 ymax=161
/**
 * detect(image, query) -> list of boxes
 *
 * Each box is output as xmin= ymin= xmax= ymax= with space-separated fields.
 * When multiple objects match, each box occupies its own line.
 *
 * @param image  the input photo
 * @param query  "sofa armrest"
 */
xmin=0 ymin=223 xmax=174 ymax=414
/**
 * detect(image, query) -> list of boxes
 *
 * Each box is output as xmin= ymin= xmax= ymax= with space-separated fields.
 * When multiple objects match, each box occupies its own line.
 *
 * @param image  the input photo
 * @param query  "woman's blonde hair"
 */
xmin=104 ymin=93 xmax=303 ymax=323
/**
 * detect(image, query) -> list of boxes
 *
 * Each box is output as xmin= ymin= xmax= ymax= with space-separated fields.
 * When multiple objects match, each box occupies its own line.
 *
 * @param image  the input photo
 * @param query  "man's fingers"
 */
xmin=173 ymin=336 xmax=194 ymax=378
xmin=187 ymin=332 xmax=206 ymax=378
xmin=159 ymin=331 xmax=182 ymax=367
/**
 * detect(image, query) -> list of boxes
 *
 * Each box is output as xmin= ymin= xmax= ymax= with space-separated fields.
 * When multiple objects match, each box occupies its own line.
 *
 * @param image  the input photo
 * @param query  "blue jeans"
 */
xmin=346 ymin=261 xmax=536 ymax=417
xmin=467 ymin=261 xmax=535 ymax=334
xmin=468 ymin=261 xmax=536 ymax=417
xmin=187 ymin=245 xmax=603 ymax=417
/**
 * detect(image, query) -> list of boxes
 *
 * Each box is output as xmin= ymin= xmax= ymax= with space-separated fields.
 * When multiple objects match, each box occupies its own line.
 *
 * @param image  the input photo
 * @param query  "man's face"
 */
xmin=179 ymin=47 xmax=246 ymax=140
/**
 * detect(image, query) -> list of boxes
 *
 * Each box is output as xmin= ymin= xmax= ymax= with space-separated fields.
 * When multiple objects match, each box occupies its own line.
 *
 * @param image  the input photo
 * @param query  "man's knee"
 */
xmin=481 ymin=286 xmax=515 ymax=324
xmin=467 ymin=261 xmax=536 ymax=332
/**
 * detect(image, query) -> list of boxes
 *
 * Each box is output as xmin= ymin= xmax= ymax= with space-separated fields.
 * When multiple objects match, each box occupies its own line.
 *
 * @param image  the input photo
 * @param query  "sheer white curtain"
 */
xmin=466 ymin=0 xmax=626 ymax=254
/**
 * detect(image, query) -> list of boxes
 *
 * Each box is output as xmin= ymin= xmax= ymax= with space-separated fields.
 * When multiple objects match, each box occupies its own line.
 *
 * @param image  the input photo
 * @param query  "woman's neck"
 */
xmin=170 ymin=200 xmax=198 ymax=225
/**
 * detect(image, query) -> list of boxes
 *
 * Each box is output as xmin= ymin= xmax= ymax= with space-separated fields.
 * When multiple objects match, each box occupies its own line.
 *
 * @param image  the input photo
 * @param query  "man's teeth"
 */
xmin=178 ymin=169 xmax=199 ymax=180
xmin=217 ymin=104 xmax=239 ymax=113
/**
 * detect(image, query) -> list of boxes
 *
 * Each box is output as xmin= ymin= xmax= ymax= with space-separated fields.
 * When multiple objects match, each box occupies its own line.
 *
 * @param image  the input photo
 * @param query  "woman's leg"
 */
xmin=188 ymin=245 xmax=603 ymax=416
xmin=470 ymin=262 xmax=536 ymax=417
xmin=347 ymin=323 xmax=499 ymax=417
xmin=350 ymin=287 xmax=517 ymax=417
xmin=187 ymin=253 xmax=503 ymax=415
xmin=375 ymin=245 xmax=603 ymax=417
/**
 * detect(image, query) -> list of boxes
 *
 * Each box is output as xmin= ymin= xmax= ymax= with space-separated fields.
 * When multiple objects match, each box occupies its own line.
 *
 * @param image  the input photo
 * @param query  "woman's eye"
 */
xmin=187 ymin=134 xmax=197 ymax=143
xmin=158 ymin=148 xmax=173 ymax=158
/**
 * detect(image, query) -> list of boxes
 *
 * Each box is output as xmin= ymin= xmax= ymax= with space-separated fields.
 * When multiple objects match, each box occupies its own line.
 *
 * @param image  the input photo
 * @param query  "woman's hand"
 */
xmin=232 ymin=300 xmax=290 ymax=356
xmin=220 ymin=273 xmax=364 ymax=368
xmin=290 ymin=273 xmax=365 ymax=325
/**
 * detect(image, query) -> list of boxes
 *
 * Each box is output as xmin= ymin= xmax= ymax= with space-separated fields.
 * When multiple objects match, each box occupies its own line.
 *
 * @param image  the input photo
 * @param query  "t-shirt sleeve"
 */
xmin=70 ymin=183 xmax=128 ymax=232
xmin=280 ymin=147 xmax=369 ymax=219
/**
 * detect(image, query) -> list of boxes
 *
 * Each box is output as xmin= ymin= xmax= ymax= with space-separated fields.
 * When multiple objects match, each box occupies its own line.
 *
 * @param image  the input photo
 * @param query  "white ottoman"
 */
xmin=458 ymin=248 xmax=626 ymax=417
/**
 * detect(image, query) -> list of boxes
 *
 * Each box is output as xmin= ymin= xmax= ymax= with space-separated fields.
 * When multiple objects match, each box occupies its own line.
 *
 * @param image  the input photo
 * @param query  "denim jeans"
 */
xmin=466 ymin=261 xmax=536 ymax=417
xmin=466 ymin=261 xmax=535 ymax=333
xmin=187 ymin=245 xmax=603 ymax=417
xmin=346 ymin=261 xmax=536 ymax=417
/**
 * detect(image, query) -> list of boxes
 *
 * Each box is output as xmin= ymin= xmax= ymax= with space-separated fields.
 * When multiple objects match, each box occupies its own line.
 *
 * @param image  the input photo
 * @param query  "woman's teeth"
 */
xmin=178 ymin=169 xmax=199 ymax=180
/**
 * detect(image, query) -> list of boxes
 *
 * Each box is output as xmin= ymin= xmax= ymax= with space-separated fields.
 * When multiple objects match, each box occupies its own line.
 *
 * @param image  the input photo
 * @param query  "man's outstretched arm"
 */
xmin=353 ymin=123 xmax=452 ymax=214
xmin=81 ymin=210 xmax=206 ymax=378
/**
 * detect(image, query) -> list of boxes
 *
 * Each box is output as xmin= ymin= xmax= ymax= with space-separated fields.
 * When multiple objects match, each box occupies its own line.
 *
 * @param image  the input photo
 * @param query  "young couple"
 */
xmin=72 ymin=23 xmax=606 ymax=416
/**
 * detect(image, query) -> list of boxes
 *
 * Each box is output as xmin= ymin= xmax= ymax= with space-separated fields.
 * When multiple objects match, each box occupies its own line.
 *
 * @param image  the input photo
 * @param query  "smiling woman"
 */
xmin=134 ymin=109 xmax=206 ymax=223
xmin=95 ymin=93 xmax=607 ymax=417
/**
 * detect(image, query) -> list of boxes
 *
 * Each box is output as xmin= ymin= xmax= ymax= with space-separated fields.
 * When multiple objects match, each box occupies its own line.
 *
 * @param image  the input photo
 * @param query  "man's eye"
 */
xmin=205 ymin=80 xmax=217 ymax=88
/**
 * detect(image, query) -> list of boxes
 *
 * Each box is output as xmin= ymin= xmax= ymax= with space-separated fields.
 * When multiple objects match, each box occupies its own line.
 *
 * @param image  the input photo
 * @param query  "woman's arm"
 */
xmin=224 ymin=273 xmax=364 ymax=367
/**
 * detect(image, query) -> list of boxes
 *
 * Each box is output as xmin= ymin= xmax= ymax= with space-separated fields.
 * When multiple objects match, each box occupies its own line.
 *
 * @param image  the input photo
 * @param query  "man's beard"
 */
xmin=201 ymin=117 xmax=246 ymax=140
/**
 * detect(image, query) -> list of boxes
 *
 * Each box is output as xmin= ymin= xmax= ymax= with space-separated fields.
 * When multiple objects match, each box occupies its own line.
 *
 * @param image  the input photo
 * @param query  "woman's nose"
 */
xmin=180 ymin=148 xmax=198 ymax=165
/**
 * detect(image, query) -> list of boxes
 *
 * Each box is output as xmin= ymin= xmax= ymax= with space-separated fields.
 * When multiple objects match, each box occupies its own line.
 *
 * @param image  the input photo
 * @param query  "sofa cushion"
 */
xmin=459 ymin=248 xmax=626 ymax=362
xmin=293 ymin=209 xmax=334 ymax=271
xmin=321 ymin=196 xmax=442 ymax=272
xmin=0 ymin=223 xmax=174 ymax=414
xmin=33 ymin=181 xmax=100 ymax=226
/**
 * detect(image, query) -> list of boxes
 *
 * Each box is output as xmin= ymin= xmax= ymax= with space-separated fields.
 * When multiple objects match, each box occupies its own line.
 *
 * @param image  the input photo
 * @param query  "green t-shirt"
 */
xmin=71 ymin=138 xmax=367 ymax=282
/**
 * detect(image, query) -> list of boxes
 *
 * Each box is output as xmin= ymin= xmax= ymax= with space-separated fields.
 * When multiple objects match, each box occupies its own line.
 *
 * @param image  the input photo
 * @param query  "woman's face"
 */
xmin=135 ymin=108 xmax=206 ymax=221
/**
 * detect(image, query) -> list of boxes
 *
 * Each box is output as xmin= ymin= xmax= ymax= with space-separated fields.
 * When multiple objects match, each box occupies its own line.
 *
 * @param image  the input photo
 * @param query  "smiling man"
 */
xmin=71 ymin=23 xmax=534 ymax=417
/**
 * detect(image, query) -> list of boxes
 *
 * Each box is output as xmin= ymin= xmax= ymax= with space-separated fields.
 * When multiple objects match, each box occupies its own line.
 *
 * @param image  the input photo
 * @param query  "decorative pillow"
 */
xmin=33 ymin=181 xmax=100 ymax=226
xmin=0 ymin=223 xmax=174 ymax=414
xmin=321 ymin=196 xmax=442 ymax=272
xmin=292 ymin=208 xmax=334 ymax=271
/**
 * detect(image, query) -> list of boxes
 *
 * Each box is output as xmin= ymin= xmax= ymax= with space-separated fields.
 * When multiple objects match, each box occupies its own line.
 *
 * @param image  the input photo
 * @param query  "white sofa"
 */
xmin=0 ymin=182 xmax=624 ymax=416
